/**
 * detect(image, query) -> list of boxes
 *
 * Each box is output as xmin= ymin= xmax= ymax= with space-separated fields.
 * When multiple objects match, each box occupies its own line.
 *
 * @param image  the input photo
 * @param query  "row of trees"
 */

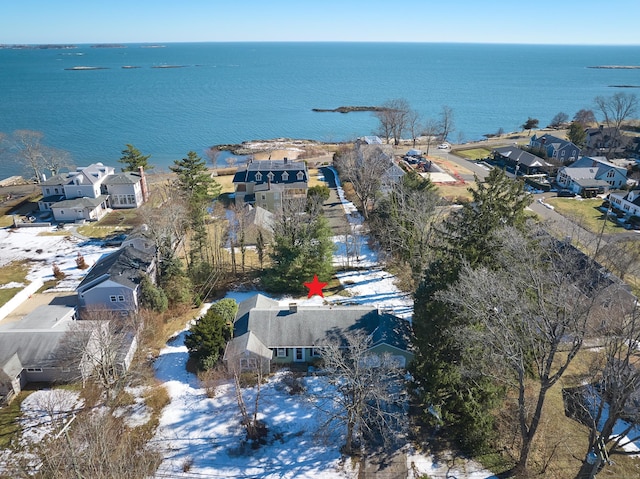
xmin=407 ymin=167 xmax=640 ymax=477
xmin=373 ymin=99 xmax=455 ymax=148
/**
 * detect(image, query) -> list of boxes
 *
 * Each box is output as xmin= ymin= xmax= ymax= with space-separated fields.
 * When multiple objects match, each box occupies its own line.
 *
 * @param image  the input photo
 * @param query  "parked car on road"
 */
xmin=437 ymin=143 xmax=450 ymax=149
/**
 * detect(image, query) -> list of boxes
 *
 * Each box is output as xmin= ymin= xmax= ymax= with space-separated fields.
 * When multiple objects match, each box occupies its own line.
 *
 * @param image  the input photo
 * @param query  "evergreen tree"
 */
xmin=169 ymin=151 xmax=221 ymax=272
xmin=119 ymin=144 xmax=152 ymax=172
xmin=139 ymin=274 xmax=168 ymax=312
xmin=411 ymin=168 xmax=531 ymax=454
xmin=567 ymin=121 xmax=587 ymax=150
xmin=263 ymin=202 xmax=334 ymax=294
xmin=185 ymin=301 xmax=237 ymax=370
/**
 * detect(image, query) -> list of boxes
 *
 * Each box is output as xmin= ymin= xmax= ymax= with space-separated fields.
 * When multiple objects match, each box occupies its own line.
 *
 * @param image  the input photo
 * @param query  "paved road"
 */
xmin=319 ymin=166 xmax=350 ymax=235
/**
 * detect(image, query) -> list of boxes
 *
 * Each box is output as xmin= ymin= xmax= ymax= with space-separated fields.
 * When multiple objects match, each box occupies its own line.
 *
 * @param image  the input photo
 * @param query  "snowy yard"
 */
xmin=0 ymin=185 xmax=498 ymax=478
xmin=0 ymin=225 xmax=117 ymax=290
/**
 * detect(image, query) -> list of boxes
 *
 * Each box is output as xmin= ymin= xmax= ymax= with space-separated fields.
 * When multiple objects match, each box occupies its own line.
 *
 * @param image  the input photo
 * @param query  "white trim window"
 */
xmin=296 ymin=171 xmax=304 ymax=181
xmin=110 ymin=295 xmax=117 ymax=302
xmin=276 ymin=348 xmax=287 ymax=358
xmin=255 ymin=172 xmax=263 ymax=181
xmin=281 ymin=171 xmax=289 ymax=181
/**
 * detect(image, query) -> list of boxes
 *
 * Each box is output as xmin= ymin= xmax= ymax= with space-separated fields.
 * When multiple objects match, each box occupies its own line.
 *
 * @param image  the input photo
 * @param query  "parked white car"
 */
xmin=437 ymin=143 xmax=450 ymax=149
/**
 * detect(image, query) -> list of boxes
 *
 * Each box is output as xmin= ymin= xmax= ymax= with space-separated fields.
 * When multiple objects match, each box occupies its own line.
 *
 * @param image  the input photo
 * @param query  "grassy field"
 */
xmin=0 ymin=260 xmax=30 ymax=307
xmin=546 ymin=198 xmax=625 ymax=235
xmin=453 ymin=147 xmax=493 ymax=160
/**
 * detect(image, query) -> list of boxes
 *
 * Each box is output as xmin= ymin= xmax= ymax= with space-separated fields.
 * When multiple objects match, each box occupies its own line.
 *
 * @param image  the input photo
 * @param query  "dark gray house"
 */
xmin=223 ymin=294 xmax=414 ymax=374
xmin=76 ymin=243 xmax=156 ymax=319
xmin=492 ymin=146 xmax=551 ymax=175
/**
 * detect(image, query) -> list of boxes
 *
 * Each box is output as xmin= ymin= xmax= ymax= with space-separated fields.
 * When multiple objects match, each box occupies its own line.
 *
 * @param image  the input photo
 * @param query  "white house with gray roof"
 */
xmin=223 ymin=294 xmax=414 ymax=374
xmin=38 ymin=163 xmax=148 ymax=222
xmin=556 ymin=156 xmax=628 ymax=196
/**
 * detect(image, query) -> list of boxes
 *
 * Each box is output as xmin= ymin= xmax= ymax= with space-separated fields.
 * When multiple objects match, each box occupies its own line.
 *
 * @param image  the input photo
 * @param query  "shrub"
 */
xmin=52 ymin=263 xmax=66 ymax=280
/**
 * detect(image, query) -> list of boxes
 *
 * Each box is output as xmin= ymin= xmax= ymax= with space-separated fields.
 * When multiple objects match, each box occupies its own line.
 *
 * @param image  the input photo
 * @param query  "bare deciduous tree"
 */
xmin=334 ymin=146 xmax=390 ymax=219
xmin=572 ymin=300 xmax=640 ymax=479
xmin=438 ymin=105 xmax=455 ymax=141
xmin=61 ymin=312 xmax=140 ymax=401
xmin=10 ymin=130 xmax=71 ymax=182
xmin=313 ymin=331 xmax=406 ymax=455
xmin=420 ymin=118 xmax=440 ymax=156
xmin=374 ymin=98 xmax=411 ymax=145
xmin=439 ymin=226 xmax=610 ymax=476
xmin=231 ymin=363 xmax=266 ymax=445
xmin=594 ymin=93 xmax=638 ymax=156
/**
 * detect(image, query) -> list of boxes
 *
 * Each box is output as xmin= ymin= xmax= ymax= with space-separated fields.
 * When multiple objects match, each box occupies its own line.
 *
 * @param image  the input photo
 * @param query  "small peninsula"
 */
xmin=588 ymin=65 xmax=640 ymax=69
xmin=312 ymin=105 xmax=389 ymax=113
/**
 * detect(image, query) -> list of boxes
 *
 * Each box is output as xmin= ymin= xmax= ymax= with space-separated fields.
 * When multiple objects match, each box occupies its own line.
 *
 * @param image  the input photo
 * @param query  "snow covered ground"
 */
xmin=0 ymin=180 xmax=497 ymax=478
xmin=150 ymin=185 xmax=497 ymax=478
xmin=0 ymin=225 xmax=117 ymax=291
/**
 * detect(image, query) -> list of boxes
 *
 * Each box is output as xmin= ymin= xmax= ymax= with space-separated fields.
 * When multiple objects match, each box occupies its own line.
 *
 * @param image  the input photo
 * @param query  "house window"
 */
xmin=267 ymin=172 xmax=274 ymax=181
xmin=117 ymin=295 xmax=125 ymax=302
xmin=45 ymin=188 xmax=50 ymax=195
xmin=312 ymin=348 xmax=322 ymax=357
xmin=110 ymin=295 xmax=117 ymax=302
xmin=296 ymin=171 xmax=304 ymax=181
xmin=276 ymin=348 xmax=287 ymax=358
xmin=255 ymin=172 xmax=262 ymax=181
xmin=240 ymin=358 xmax=257 ymax=369
xmin=282 ymin=171 xmax=289 ymax=181
xmin=26 ymin=368 xmax=43 ymax=373
xmin=294 ymin=348 xmax=304 ymax=362
xmin=607 ymin=170 xmax=615 ymax=178
xmin=261 ymin=194 xmax=266 ymax=201
xmin=127 ymin=195 xmax=135 ymax=204
xmin=54 ymin=188 xmax=59 ymax=194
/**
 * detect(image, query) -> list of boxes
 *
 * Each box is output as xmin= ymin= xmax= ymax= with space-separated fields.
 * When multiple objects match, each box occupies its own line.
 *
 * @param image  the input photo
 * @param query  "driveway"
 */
xmin=319 ymin=166 xmax=350 ymax=235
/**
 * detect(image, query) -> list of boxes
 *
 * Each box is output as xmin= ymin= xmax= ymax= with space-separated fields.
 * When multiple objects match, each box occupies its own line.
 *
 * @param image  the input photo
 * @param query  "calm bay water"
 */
xmin=0 ymin=42 xmax=639 ymax=179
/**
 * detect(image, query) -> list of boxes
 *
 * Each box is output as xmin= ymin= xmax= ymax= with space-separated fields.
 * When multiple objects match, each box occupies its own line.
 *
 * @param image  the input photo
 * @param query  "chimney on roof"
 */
xmin=289 ymin=303 xmax=298 ymax=313
xmin=138 ymin=166 xmax=149 ymax=203
xmin=283 ymin=157 xmax=288 ymax=164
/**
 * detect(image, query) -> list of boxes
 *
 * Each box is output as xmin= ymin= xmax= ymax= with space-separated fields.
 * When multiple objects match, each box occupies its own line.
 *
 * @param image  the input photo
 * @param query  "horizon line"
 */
xmin=2 ymin=40 xmax=639 ymax=47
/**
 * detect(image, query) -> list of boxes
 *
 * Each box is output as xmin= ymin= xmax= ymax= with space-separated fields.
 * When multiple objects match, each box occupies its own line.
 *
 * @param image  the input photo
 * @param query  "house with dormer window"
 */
xmin=529 ymin=134 xmax=580 ymax=164
xmin=37 ymin=163 xmax=149 ymax=222
xmin=232 ymin=159 xmax=308 ymax=212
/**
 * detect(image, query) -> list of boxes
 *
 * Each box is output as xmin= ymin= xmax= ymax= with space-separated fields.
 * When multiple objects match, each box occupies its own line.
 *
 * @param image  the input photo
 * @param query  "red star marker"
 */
xmin=304 ymin=275 xmax=328 ymax=298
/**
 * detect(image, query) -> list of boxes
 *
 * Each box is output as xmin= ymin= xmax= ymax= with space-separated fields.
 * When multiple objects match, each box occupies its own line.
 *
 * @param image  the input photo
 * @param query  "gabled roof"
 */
xmin=102 ymin=172 xmax=142 ymax=185
xmin=493 ymin=146 xmax=549 ymax=168
xmin=0 ymin=307 xmax=81 ymax=371
xmin=531 ymin=134 xmax=576 ymax=150
xmin=77 ymin=244 xmax=155 ymax=293
xmin=41 ymin=174 xmax=70 ymax=186
xmin=223 ymin=331 xmax=273 ymax=361
xmin=233 ymin=294 xmax=413 ymax=352
xmin=51 ymin=195 xmax=109 ymax=210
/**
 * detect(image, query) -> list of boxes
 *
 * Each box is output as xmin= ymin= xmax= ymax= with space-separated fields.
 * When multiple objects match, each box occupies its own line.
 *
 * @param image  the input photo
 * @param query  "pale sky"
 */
xmin=1 ymin=0 xmax=639 ymax=45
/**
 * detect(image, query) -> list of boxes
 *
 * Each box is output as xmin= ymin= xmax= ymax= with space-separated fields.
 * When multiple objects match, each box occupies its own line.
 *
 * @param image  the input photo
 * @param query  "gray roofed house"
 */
xmin=529 ymin=134 xmax=580 ymax=164
xmin=0 ymin=301 xmax=91 ymax=402
xmin=233 ymin=159 xmax=308 ymax=212
xmin=38 ymin=163 xmax=148 ymax=222
xmin=223 ymin=294 xmax=414 ymax=373
xmin=76 ymin=242 xmax=156 ymax=318
xmin=557 ymin=156 xmax=628 ymax=196
xmin=50 ymin=195 xmax=110 ymax=222
xmin=492 ymin=146 xmax=551 ymax=174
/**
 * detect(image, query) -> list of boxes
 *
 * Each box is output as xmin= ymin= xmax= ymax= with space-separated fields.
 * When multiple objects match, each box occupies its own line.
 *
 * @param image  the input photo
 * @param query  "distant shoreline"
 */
xmin=588 ymin=65 xmax=640 ymax=69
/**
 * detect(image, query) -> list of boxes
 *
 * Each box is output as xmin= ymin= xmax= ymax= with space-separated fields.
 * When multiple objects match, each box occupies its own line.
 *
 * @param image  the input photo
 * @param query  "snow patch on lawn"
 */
xmin=18 ymin=389 xmax=83 ymax=445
